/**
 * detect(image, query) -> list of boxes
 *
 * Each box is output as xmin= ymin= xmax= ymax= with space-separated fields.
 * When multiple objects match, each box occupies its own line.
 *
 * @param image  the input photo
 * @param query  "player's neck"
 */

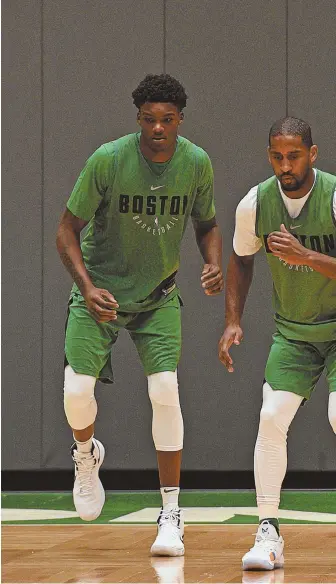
xmin=139 ymin=135 xmax=177 ymax=162
xmin=280 ymin=168 xmax=315 ymax=200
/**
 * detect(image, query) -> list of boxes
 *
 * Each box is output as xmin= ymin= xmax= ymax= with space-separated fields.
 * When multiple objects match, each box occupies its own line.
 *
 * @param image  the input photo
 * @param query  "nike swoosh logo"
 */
xmin=290 ymin=224 xmax=302 ymax=229
xmin=163 ymin=488 xmax=178 ymax=493
xmin=151 ymin=185 xmax=165 ymax=190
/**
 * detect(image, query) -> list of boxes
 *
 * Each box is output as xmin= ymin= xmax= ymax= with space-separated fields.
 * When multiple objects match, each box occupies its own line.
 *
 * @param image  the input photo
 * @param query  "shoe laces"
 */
xmin=73 ymin=449 xmax=97 ymax=495
xmin=158 ymin=508 xmax=181 ymax=530
xmin=255 ymin=534 xmax=279 ymax=550
xmin=253 ymin=524 xmax=279 ymax=552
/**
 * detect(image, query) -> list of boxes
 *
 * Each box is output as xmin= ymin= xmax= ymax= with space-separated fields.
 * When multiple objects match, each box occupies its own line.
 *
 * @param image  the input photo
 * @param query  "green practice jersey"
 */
xmin=256 ymin=170 xmax=336 ymax=341
xmin=66 ymin=133 xmax=215 ymax=312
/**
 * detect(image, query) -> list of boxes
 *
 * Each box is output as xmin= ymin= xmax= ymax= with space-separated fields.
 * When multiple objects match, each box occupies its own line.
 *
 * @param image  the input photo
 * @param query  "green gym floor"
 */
xmin=2 ymin=490 xmax=335 ymax=525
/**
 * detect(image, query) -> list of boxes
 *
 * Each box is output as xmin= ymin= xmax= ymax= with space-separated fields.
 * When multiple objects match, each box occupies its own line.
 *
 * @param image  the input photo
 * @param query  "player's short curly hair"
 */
xmin=132 ymin=74 xmax=187 ymax=111
xmin=269 ymin=117 xmax=313 ymax=148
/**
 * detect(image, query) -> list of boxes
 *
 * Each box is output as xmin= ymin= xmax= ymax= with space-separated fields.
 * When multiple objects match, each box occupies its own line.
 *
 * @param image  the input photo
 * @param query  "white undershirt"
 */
xmin=233 ymin=169 xmax=336 ymax=256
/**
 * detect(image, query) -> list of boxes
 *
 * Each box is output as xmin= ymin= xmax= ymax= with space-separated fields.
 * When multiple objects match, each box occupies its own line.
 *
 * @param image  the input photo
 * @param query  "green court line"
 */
xmin=2 ymin=490 xmax=335 ymax=525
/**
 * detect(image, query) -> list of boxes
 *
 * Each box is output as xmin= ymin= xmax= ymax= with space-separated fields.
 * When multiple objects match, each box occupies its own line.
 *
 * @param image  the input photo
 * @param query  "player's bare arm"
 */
xmin=218 ymin=251 xmax=254 ymax=372
xmin=268 ymin=224 xmax=336 ymax=279
xmin=56 ymin=209 xmax=119 ymax=322
xmin=192 ymin=216 xmax=223 ymax=295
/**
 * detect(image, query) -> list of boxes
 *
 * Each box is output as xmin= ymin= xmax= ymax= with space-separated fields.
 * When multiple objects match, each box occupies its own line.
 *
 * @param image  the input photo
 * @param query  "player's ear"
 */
xmin=310 ymin=144 xmax=318 ymax=164
xmin=179 ymin=112 xmax=184 ymax=124
xmin=136 ymin=111 xmax=140 ymax=125
xmin=267 ymin=146 xmax=272 ymax=164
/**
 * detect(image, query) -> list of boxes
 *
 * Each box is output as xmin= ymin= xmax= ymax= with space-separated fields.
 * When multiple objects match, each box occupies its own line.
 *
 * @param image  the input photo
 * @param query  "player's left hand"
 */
xmin=267 ymin=224 xmax=310 ymax=265
xmin=201 ymin=264 xmax=224 ymax=295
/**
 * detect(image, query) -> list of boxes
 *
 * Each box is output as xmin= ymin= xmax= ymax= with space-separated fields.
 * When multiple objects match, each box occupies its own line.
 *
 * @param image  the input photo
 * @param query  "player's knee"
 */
xmin=63 ymin=365 xmax=97 ymax=429
xmin=148 ymin=371 xmax=183 ymax=451
xmin=258 ymin=402 xmax=288 ymax=440
xmin=259 ymin=405 xmax=278 ymax=428
xmin=328 ymin=409 xmax=336 ymax=434
xmin=148 ymin=371 xmax=180 ymax=407
xmin=329 ymin=417 xmax=336 ymax=434
xmin=64 ymin=365 xmax=96 ymax=404
xmin=328 ymin=393 xmax=336 ymax=434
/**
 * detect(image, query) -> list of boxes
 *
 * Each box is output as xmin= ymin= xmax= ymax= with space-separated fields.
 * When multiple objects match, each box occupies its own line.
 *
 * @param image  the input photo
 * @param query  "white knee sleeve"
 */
xmin=63 ymin=365 xmax=97 ymax=430
xmin=328 ymin=392 xmax=336 ymax=434
xmin=255 ymin=382 xmax=303 ymax=519
xmin=148 ymin=371 xmax=184 ymax=451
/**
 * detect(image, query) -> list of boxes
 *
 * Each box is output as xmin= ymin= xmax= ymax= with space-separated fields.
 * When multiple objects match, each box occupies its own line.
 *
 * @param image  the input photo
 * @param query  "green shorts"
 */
xmin=265 ymin=331 xmax=336 ymax=400
xmin=65 ymin=293 xmax=182 ymax=383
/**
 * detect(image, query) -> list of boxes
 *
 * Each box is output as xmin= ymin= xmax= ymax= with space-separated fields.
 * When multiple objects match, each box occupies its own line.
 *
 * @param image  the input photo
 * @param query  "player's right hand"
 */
xmin=83 ymin=286 xmax=119 ymax=323
xmin=218 ymin=325 xmax=243 ymax=372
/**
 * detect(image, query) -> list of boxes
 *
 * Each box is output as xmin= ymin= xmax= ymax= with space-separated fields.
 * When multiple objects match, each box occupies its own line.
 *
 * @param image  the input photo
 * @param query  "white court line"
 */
xmin=109 ymin=507 xmax=336 ymax=524
xmin=2 ymin=505 xmax=335 ymax=525
xmin=2 ymin=524 xmax=335 ymax=528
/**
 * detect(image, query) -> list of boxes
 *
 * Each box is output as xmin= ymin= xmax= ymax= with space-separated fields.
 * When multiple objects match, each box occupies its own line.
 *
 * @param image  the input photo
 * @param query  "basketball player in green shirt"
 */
xmin=219 ymin=117 xmax=336 ymax=571
xmin=56 ymin=74 xmax=223 ymax=556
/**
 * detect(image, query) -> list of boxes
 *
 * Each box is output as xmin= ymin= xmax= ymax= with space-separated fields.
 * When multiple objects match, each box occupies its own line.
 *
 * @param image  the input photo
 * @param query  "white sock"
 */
xmin=160 ymin=486 xmax=180 ymax=510
xmin=74 ymin=435 xmax=93 ymax=454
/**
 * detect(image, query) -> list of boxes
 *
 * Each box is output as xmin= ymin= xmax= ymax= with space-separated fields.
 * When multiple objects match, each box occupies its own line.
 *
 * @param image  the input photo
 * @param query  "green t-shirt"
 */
xmin=67 ymin=133 xmax=215 ymax=312
xmin=256 ymin=169 xmax=336 ymax=341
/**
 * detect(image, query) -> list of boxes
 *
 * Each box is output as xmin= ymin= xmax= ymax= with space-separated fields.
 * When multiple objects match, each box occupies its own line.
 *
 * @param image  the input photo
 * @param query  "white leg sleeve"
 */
xmin=148 ymin=371 xmax=184 ymax=452
xmin=254 ymin=382 xmax=303 ymax=520
xmin=328 ymin=392 xmax=336 ymax=434
xmin=63 ymin=365 xmax=97 ymax=430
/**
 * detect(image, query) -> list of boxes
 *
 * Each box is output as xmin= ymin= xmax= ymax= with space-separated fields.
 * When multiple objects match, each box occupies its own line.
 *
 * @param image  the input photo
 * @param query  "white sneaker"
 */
xmin=242 ymin=521 xmax=284 ymax=571
xmin=151 ymin=508 xmax=185 ymax=557
xmin=71 ymin=438 xmax=105 ymax=521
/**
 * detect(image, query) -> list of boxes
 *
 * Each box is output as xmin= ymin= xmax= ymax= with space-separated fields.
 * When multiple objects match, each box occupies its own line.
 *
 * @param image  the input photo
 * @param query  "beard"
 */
xmin=279 ymin=168 xmax=310 ymax=192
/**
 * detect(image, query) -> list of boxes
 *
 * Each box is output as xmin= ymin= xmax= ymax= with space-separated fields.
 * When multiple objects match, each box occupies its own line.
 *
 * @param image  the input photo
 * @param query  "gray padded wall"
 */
xmin=2 ymin=0 xmax=43 ymax=468
xmin=288 ymin=0 xmax=336 ymax=173
xmin=3 ymin=0 xmax=336 ymax=471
